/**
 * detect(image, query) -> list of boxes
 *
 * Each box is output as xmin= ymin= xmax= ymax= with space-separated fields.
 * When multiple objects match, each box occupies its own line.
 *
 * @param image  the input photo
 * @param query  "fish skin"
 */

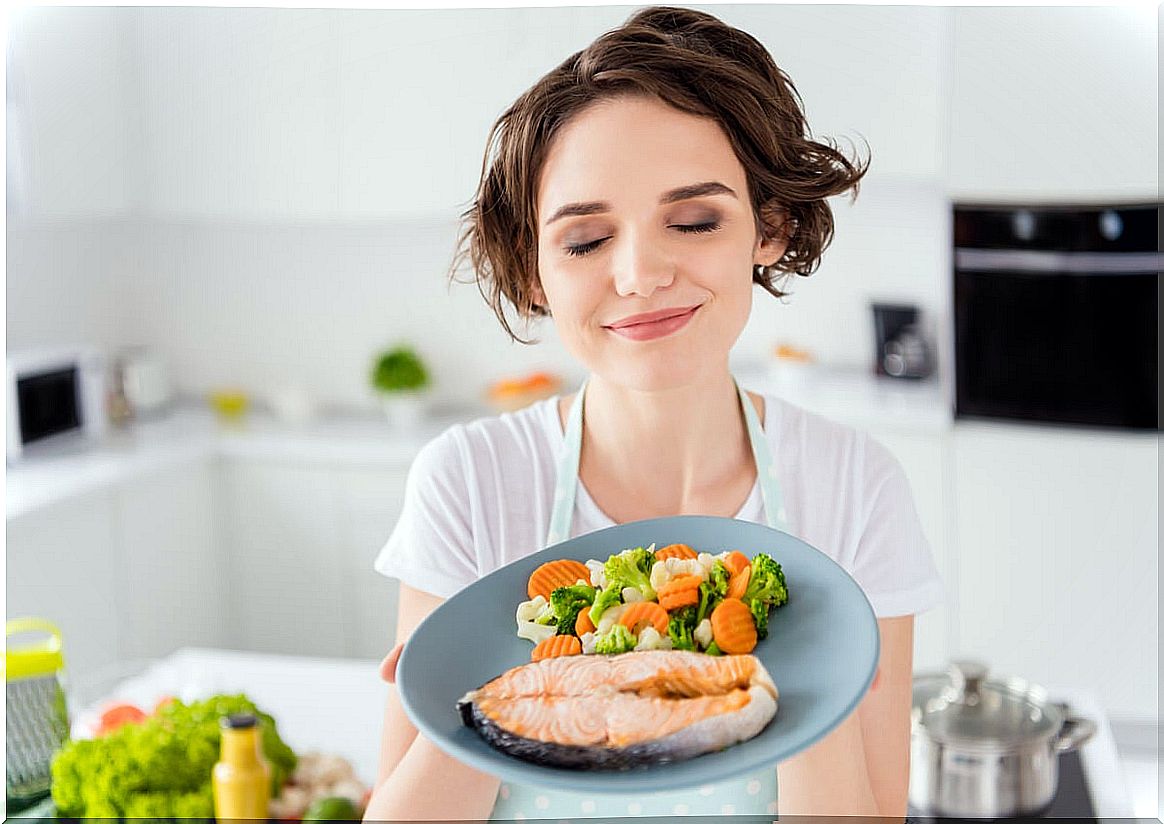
xmin=456 ymin=650 xmax=779 ymax=770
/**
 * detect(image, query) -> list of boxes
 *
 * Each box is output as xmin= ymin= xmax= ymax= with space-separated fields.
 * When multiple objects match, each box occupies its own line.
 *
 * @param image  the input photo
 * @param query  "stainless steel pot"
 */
xmin=909 ymin=660 xmax=1096 ymax=818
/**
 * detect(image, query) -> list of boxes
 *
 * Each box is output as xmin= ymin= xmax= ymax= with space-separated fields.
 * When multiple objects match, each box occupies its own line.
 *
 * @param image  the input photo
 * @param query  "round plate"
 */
xmin=396 ymin=514 xmax=879 ymax=793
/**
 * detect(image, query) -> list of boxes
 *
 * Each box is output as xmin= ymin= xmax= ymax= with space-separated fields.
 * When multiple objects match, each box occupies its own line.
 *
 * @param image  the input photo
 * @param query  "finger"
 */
xmin=379 ymin=642 xmax=404 ymax=684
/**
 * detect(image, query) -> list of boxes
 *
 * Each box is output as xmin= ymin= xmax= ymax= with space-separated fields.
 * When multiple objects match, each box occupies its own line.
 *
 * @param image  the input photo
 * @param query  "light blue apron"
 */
xmin=489 ymin=375 xmax=788 ymax=820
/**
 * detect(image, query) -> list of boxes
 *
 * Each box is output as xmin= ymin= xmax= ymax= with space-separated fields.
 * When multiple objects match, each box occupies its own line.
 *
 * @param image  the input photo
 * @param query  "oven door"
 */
xmin=954 ymin=251 xmax=1159 ymax=430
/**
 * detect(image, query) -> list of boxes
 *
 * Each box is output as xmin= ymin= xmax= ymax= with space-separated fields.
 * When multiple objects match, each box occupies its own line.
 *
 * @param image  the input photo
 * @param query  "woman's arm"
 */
xmin=364 ymin=583 xmax=501 ymax=821
xmin=775 ymin=615 xmax=915 ymax=817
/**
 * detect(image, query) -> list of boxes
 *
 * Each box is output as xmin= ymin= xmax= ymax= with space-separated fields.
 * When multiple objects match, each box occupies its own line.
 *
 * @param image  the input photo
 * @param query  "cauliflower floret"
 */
xmin=621 ymin=587 xmax=644 ymax=603
xmin=516 ymin=595 xmax=549 ymax=623
xmin=697 ymin=552 xmax=717 ymax=574
xmin=516 ymin=597 xmax=558 ymax=644
xmin=694 ymin=618 xmax=714 ymax=648
xmin=596 ymin=603 xmax=628 ymax=635
xmin=634 ymin=626 xmax=674 ymax=651
xmin=517 ymin=619 xmax=557 ymax=645
xmin=580 ymin=631 xmax=598 ymax=655
xmin=585 ymin=559 xmax=607 ymax=589
xmin=650 ymin=557 xmax=708 ymax=592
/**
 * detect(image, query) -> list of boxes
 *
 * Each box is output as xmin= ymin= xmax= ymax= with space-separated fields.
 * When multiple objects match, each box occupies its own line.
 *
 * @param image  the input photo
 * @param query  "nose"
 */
xmin=611 ymin=229 xmax=675 ymax=298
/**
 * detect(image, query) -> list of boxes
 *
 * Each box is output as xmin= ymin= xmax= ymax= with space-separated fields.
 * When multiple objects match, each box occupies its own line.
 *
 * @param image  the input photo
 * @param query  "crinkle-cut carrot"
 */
xmin=618 ymin=602 xmax=669 ymax=636
xmin=723 ymin=551 xmax=751 ymax=578
xmin=658 ymin=573 xmax=701 ymax=599
xmin=710 ymin=597 xmax=758 ymax=654
xmin=528 ymin=559 xmax=591 ymax=601
xmin=659 ymin=588 xmax=699 ymax=611
xmin=575 ymin=605 xmax=596 ymax=636
xmin=532 ymin=634 xmax=582 ymax=662
xmin=654 ymin=544 xmax=698 ymax=561
xmin=726 ymin=565 xmax=751 ymax=600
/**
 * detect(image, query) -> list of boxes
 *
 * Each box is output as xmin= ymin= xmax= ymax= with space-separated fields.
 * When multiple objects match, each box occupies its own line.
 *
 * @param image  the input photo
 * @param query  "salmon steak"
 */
xmin=456 ymin=650 xmax=779 ymax=769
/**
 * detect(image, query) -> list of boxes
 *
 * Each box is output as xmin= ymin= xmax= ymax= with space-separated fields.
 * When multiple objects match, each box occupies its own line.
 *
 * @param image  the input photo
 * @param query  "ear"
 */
xmin=753 ymin=205 xmax=793 ymax=269
xmin=530 ymin=280 xmax=548 ymax=312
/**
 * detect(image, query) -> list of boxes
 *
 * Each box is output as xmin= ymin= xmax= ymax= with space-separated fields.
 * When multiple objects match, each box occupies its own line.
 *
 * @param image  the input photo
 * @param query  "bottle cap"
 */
xmin=220 ymin=713 xmax=257 ymax=730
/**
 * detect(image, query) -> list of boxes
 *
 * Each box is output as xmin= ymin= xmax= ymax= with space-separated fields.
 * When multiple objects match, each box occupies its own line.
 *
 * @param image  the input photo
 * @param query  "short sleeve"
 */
xmin=372 ymin=429 xmax=479 ymax=599
xmin=850 ymin=443 xmax=946 ymax=618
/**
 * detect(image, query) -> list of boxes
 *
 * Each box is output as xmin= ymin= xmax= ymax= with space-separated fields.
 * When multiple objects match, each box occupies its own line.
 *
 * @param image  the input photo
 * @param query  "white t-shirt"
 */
xmin=374 ymin=392 xmax=944 ymax=618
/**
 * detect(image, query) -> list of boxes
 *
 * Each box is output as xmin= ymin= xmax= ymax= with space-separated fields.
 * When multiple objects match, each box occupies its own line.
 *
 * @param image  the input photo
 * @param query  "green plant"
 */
xmin=371 ymin=346 xmax=430 ymax=393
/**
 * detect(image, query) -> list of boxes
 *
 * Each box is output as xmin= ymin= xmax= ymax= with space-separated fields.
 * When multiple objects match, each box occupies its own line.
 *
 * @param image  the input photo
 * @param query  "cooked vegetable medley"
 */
xmin=516 ymin=544 xmax=789 ymax=660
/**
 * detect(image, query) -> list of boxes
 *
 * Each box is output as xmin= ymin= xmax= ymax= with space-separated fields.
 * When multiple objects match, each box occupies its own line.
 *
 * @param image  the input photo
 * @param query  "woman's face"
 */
xmin=534 ymin=95 xmax=787 ymax=392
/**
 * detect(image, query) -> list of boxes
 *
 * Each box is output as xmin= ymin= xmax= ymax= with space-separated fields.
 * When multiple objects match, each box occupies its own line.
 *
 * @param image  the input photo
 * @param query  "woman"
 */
xmin=366 ymin=6 xmax=943 ymax=820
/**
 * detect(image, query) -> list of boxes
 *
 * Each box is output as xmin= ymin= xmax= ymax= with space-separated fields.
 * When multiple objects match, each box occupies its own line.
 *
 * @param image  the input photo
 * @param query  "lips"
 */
xmin=604 ymin=304 xmax=701 ymax=342
xmin=607 ymin=305 xmax=702 ymax=329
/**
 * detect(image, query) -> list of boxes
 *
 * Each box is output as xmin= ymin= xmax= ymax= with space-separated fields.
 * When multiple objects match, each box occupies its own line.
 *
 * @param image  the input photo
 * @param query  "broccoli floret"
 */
xmin=743 ymin=553 xmax=788 ymax=608
xmin=704 ymin=641 xmax=723 ymax=656
xmin=595 ymin=624 xmax=637 ymax=655
xmin=707 ymin=559 xmax=731 ymax=596
xmin=742 ymin=553 xmax=787 ymax=640
xmin=749 ymin=598 xmax=770 ymax=641
xmin=667 ymin=605 xmax=697 ymax=651
xmin=588 ymin=584 xmax=624 ymax=624
xmin=549 ymin=584 xmax=596 ymax=636
xmin=604 ymin=546 xmax=657 ymax=601
xmin=695 ymin=560 xmax=730 ymax=625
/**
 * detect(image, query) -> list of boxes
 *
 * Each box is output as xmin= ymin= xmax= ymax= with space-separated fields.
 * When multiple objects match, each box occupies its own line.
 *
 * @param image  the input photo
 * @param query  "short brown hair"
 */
xmin=451 ymin=5 xmax=870 ymax=344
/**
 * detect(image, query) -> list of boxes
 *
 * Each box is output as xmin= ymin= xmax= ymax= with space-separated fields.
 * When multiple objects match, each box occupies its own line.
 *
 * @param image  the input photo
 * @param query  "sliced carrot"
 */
xmin=726 ymin=565 xmax=751 ymax=600
xmin=658 ymin=574 xmax=701 ymax=600
xmin=527 ymin=559 xmax=591 ymax=601
xmin=618 ymin=602 xmax=669 ymax=636
xmin=710 ymin=597 xmax=758 ymax=654
xmin=532 ymin=634 xmax=582 ymax=662
xmin=723 ymin=551 xmax=751 ymax=578
xmin=575 ymin=605 xmax=597 ymax=636
xmin=654 ymin=544 xmax=698 ymax=561
xmin=659 ymin=588 xmax=699 ymax=611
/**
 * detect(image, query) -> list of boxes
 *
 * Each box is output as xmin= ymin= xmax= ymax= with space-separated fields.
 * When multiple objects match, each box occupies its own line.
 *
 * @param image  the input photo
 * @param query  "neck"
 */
xmin=578 ymin=366 xmax=754 ymax=513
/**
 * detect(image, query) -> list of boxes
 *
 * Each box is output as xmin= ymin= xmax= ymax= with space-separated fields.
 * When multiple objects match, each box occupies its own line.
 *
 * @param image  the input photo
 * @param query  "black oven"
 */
xmin=953 ymin=203 xmax=1159 ymax=431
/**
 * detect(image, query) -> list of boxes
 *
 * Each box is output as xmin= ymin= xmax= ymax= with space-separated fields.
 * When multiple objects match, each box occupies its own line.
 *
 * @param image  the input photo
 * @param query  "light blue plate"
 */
xmin=396 ymin=514 xmax=879 ymax=793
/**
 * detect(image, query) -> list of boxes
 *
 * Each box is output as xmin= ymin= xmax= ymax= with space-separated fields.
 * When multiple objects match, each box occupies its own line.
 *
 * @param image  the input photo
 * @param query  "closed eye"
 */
xmin=563 ymin=222 xmax=722 ymax=258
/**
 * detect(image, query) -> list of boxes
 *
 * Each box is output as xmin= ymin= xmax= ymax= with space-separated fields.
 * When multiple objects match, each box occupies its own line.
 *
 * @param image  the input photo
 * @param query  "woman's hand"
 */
xmin=379 ymin=642 xmax=404 ymax=684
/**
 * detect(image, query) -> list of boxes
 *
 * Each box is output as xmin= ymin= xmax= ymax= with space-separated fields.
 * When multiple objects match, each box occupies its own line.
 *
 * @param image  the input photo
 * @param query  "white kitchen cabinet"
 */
xmin=6 ymin=488 xmax=124 ymax=680
xmin=136 ymin=8 xmax=343 ymax=221
xmin=948 ymin=6 xmax=1157 ymax=201
xmin=8 ymin=7 xmax=135 ymax=220
xmin=5 ymin=455 xmax=225 ymax=681
xmin=217 ymin=458 xmax=347 ymax=656
xmin=952 ymin=422 xmax=1158 ymax=722
xmin=865 ymin=428 xmax=956 ymax=675
xmin=114 ymin=457 xmax=227 ymax=659
xmin=217 ymin=457 xmax=413 ymax=658
xmin=333 ymin=466 xmax=410 ymax=659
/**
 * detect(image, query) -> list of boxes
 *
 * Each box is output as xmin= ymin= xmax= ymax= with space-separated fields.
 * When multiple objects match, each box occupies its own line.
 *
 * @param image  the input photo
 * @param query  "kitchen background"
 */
xmin=5 ymin=2 xmax=1159 ymax=819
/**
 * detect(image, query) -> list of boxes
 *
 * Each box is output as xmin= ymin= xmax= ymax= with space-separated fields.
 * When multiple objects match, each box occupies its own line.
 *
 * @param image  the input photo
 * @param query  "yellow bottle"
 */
xmin=212 ymin=713 xmax=271 ymax=820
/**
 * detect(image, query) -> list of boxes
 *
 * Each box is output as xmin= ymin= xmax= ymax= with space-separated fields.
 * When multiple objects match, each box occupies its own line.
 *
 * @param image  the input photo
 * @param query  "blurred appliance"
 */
xmin=5 ymin=345 xmax=108 ymax=464
xmin=115 ymin=346 xmax=173 ymax=419
xmin=872 ymin=303 xmax=933 ymax=379
xmin=954 ymin=203 xmax=1159 ymax=430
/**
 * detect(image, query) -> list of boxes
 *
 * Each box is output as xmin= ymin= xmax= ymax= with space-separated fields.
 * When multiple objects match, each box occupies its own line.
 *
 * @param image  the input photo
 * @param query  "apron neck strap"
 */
xmin=544 ymin=375 xmax=788 ymax=547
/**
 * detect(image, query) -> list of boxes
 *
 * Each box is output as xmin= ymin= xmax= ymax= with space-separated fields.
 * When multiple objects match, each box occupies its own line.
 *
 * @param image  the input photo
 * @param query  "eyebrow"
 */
xmin=544 ymin=181 xmax=738 ymax=226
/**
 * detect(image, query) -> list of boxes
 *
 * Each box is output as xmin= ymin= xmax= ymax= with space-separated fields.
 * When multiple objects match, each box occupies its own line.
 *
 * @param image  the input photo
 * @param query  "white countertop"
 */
xmin=6 ymin=366 xmax=953 ymax=521
xmin=69 ymin=647 xmax=1135 ymax=816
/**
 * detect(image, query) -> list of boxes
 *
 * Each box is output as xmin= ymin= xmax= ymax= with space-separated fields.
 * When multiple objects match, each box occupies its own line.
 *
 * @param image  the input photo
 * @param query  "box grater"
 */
xmin=5 ymin=618 xmax=70 ymax=805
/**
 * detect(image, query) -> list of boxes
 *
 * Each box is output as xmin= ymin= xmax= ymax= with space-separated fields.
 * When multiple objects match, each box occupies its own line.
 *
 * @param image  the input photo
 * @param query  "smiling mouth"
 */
xmin=604 ymin=305 xmax=701 ymax=341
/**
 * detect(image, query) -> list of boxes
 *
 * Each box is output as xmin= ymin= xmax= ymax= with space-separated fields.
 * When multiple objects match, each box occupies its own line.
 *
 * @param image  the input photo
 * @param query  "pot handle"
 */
xmin=1054 ymin=712 xmax=1097 ymax=754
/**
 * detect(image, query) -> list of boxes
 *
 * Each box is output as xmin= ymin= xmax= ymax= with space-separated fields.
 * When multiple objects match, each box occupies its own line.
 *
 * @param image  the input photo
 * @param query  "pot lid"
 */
xmin=912 ymin=660 xmax=1063 ymax=750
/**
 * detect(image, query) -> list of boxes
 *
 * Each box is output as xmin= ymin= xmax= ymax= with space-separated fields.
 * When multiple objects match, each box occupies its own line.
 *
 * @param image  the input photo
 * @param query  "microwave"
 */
xmin=953 ymin=203 xmax=1159 ymax=431
xmin=6 ymin=346 xmax=109 ymax=463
